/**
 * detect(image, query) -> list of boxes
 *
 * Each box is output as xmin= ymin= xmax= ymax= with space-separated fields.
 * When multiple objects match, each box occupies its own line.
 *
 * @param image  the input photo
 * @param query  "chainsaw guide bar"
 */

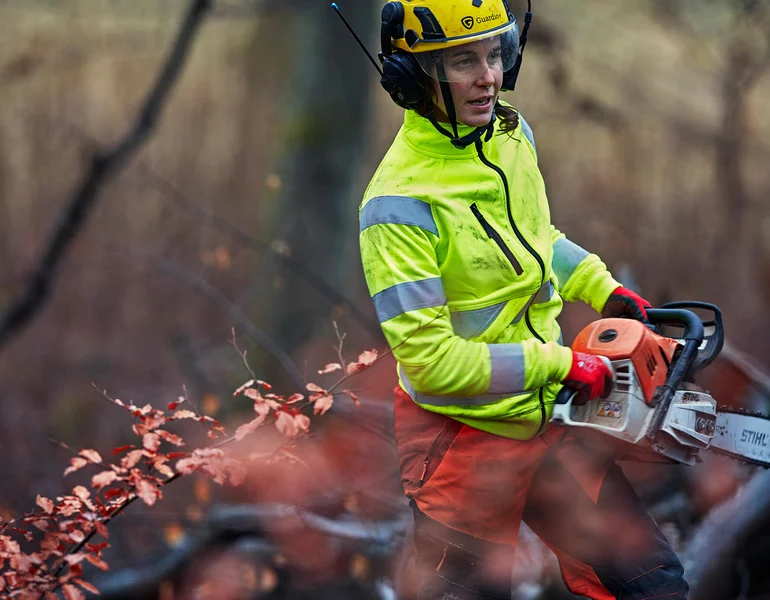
xmin=708 ymin=407 xmax=770 ymax=468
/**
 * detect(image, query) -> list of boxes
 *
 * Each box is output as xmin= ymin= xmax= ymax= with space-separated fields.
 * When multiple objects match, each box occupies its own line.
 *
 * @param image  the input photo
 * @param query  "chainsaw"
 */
xmin=551 ymin=302 xmax=770 ymax=468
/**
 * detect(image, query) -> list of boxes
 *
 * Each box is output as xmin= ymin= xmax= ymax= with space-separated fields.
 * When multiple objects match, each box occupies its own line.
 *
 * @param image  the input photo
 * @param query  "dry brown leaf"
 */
xmin=79 ymin=449 xmax=103 ymax=464
xmin=313 ymin=395 xmax=334 ymax=416
xmin=317 ymin=363 xmax=343 ymax=374
xmin=36 ymin=495 xmax=54 ymax=515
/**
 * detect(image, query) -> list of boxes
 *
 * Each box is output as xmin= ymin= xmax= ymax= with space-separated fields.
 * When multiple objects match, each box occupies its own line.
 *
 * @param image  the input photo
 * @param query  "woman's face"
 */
xmin=428 ymin=37 xmax=505 ymax=128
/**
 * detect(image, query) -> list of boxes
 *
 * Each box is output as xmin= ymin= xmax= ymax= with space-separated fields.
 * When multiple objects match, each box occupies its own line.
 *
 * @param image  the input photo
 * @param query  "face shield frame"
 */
xmin=411 ymin=20 xmax=520 ymax=83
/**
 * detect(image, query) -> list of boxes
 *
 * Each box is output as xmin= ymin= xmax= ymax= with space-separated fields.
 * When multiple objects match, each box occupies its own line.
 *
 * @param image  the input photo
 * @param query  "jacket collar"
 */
xmin=402 ymin=109 xmax=494 ymax=158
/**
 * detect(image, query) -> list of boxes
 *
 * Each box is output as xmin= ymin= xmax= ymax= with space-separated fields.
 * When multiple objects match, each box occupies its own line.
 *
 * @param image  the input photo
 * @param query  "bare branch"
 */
xmin=0 ymin=0 xmax=213 ymax=354
xmin=85 ymin=503 xmax=410 ymax=598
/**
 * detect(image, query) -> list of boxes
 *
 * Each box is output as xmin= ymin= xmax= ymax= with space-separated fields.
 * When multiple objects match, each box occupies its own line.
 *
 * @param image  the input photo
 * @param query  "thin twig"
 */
xmin=138 ymin=164 xmax=383 ymax=340
xmin=0 ymin=0 xmax=213 ymax=355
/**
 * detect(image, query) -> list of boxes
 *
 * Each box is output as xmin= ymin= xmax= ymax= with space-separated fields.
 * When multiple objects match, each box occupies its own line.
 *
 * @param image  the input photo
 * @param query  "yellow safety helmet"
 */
xmin=389 ymin=0 xmax=518 ymax=54
xmin=380 ymin=0 xmax=521 ymax=87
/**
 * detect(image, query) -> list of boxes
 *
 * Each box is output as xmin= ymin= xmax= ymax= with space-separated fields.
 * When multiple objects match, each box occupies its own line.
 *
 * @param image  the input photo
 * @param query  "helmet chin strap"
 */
xmin=427 ymin=71 xmax=496 ymax=150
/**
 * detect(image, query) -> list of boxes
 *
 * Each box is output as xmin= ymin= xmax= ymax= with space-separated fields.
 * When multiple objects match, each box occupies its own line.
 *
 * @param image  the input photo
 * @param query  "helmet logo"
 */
xmin=461 ymin=16 xmax=474 ymax=30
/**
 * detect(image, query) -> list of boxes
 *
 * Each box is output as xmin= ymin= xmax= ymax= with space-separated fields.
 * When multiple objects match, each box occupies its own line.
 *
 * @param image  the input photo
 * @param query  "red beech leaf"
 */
xmin=63 ymin=553 xmax=85 ymax=565
xmin=142 ymin=433 xmax=161 ymax=452
xmin=75 ymin=579 xmax=100 ymax=594
xmin=143 ymin=412 xmax=166 ymax=430
xmin=313 ymin=395 xmax=334 ymax=416
xmin=317 ymin=362 xmax=343 ymax=374
xmin=83 ymin=553 xmax=109 ymax=571
xmin=69 ymin=529 xmax=86 ymax=544
xmin=95 ymin=521 xmax=109 ymax=539
xmin=234 ymin=379 xmax=255 ymax=396
xmin=172 ymin=409 xmax=197 ymax=420
xmin=166 ymin=452 xmax=188 ymax=460
xmin=36 ymin=495 xmax=54 ymax=515
xmin=92 ymin=471 xmax=119 ymax=491
xmin=358 ymin=349 xmax=378 ymax=365
xmin=256 ymin=380 xmax=272 ymax=390
xmin=86 ymin=542 xmax=108 ymax=553
xmin=135 ymin=479 xmax=161 ymax=507
xmin=121 ymin=449 xmax=145 ymax=470
xmin=157 ymin=430 xmax=184 ymax=447
xmin=62 ymin=583 xmax=86 ymax=600
xmin=64 ymin=457 xmax=88 ymax=477
xmin=167 ymin=401 xmax=180 ymax=410
xmin=274 ymin=411 xmax=298 ymax=438
xmin=72 ymin=486 xmax=90 ymax=501
xmin=112 ymin=445 xmax=135 ymax=455
xmin=234 ymin=414 xmax=267 ymax=441
xmin=103 ymin=489 xmax=123 ymax=501
xmin=306 ymin=383 xmax=325 ymax=392
xmin=79 ymin=449 xmax=103 ymax=464
xmin=295 ymin=414 xmax=311 ymax=432
xmin=132 ymin=423 xmax=149 ymax=437
xmin=155 ymin=461 xmax=175 ymax=479
xmin=286 ymin=393 xmax=304 ymax=404
xmin=342 ymin=390 xmax=361 ymax=406
xmin=346 ymin=362 xmax=363 ymax=375
xmin=244 ymin=388 xmax=260 ymax=401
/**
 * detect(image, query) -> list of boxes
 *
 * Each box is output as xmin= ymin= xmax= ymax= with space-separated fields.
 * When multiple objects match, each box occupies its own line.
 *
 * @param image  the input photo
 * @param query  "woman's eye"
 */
xmin=453 ymin=58 xmax=475 ymax=68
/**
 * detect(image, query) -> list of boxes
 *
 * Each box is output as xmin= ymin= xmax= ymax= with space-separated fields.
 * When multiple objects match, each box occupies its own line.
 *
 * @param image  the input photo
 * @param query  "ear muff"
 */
xmin=380 ymin=52 xmax=428 ymax=110
xmin=379 ymin=2 xmax=429 ymax=110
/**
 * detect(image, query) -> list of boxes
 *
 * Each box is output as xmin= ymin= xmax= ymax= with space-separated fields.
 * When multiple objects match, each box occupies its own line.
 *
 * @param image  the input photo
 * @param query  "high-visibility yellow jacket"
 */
xmin=359 ymin=106 xmax=620 ymax=439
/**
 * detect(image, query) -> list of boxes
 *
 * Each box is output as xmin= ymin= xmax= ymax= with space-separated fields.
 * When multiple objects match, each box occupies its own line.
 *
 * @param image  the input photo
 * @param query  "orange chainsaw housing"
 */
xmin=571 ymin=319 xmax=681 ymax=404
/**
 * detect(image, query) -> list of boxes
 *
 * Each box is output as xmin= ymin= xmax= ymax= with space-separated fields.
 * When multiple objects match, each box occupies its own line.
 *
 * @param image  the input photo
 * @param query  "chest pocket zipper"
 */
xmin=470 ymin=203 xmax=524 ymax=276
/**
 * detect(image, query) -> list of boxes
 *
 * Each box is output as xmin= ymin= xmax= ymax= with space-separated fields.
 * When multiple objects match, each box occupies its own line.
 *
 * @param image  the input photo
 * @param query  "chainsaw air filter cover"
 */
xmin=571 ymin=319 xmax=681 ymax=404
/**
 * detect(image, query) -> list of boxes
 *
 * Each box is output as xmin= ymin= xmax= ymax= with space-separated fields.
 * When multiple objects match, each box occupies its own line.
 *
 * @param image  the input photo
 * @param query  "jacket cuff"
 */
xmin=561 ymin=254 xmax=622 ymax=313
xmin=522 ymin=339 xmax=573 ymax=390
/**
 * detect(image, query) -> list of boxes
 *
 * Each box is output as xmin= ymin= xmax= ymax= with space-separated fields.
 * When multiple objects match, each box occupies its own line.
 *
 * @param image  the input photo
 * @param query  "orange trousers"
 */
xmin=394 ymin=386 xmax=688 ymax=599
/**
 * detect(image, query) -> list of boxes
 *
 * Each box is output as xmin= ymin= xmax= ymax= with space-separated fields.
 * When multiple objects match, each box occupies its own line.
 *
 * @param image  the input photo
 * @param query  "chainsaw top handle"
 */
xmin=656 ymin=301 xmax=724 ymax=378
xmin=644 ymin=306 xmax=712 ymax=442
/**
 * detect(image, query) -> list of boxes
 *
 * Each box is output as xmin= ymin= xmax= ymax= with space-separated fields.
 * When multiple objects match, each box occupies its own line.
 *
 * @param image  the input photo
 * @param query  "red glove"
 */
xmin=602 ymin=286 xmax=652 ymax=322
xmin=563 ymin=351 xmax=613 ymax=405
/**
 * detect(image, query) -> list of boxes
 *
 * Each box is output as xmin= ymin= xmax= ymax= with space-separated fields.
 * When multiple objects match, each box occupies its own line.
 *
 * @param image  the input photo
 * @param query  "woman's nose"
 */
xmin=476 ymin=65 xmax=496 ymax=86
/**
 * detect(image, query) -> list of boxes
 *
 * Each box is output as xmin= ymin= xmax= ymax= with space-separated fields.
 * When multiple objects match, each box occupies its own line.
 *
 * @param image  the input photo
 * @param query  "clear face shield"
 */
xmin=412 ymin=22 xmax=520 ymax=83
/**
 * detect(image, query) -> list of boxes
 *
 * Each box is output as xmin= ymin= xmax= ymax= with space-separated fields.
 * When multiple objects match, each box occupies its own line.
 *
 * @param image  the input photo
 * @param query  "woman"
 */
xmin=359 ymin=1 xmax=688 ymax=598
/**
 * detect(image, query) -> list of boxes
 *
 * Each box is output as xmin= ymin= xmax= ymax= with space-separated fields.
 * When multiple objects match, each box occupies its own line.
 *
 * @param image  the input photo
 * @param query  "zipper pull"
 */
xmin=470 ymin=203 xmax=496 ymax=238
xmin=469 ymin=203 xmax=524 ymax=276
xmin=418 ymin=457 xmax=429 ymax=487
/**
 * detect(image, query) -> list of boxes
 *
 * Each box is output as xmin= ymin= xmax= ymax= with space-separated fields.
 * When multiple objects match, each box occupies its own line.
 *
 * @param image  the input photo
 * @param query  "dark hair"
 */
xmin=495 ymin=102 xmax=519 ymax=136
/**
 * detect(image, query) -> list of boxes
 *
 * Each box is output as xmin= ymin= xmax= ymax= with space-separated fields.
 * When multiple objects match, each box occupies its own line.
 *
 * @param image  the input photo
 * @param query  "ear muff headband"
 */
xmin=379 ymin=2 xmax=428 ymax=111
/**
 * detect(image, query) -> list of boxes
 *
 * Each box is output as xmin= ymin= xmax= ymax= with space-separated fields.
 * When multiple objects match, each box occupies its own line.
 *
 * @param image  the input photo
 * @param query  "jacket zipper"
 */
xmin=476 ymin=140 xmax=549 ymax=434
xmin=527 ymin=312 xmax=548 ymax=435
xmin=475 ymin=141 xmax=546 ymax=285
xmin=470 ymin=203 xmax=523 ymax=275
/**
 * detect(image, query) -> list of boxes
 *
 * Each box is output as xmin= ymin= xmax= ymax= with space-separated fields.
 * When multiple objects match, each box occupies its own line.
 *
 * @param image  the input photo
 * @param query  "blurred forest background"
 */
xmin=0 ymin=0 xmax=769 ymax=598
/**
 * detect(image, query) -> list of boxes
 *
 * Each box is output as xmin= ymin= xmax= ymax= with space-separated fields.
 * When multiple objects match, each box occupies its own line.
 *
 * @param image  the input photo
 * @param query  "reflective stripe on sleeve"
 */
xmin=360 ymin=196 xmax=438 ymax=236
xmin=372 ymin=277 xmax=446 ymax=323
xmin=552 ymin=238 xmax=589 ymax=287
xmin=488 ymin=343 xmax=526 ymax=394
xmin=399 ymin=365 xmax=520 ymax=407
